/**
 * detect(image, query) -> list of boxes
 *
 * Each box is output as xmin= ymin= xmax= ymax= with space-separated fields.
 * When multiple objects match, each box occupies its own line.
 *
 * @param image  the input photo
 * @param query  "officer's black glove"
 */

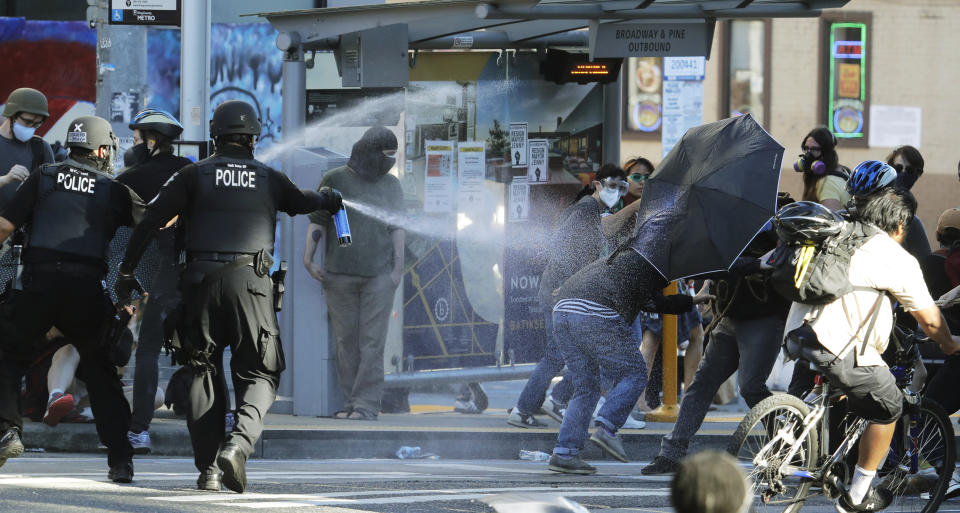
xmin=319 ymin=186 xmax=344 ymax=214
xmin=115 ymin=271 xmax=144 ymax=306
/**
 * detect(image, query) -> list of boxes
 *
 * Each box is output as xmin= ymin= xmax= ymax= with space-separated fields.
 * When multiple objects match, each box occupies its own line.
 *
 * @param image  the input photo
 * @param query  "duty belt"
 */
xmin=25 ymin=261 xmax=104 ymax=276
xmin=187 ymin=251 xmax=256 ymax=263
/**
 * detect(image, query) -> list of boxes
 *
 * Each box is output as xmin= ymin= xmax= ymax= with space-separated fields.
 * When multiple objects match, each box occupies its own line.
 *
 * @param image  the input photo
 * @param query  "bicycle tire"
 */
xmin=728 ymin=393 xmax=819 ymax=513
xmin=879 ymin=397 xmax=955 ymax=513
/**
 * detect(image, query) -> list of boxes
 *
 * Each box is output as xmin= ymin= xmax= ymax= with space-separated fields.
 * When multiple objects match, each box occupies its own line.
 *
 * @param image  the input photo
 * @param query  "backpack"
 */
xmin=768 ymin=220 xmax=880 ymax=305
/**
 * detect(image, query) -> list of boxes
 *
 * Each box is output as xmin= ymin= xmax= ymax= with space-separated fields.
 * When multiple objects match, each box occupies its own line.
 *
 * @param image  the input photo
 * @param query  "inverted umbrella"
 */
xmin=628 ymin=114 xmax=784 ymax=281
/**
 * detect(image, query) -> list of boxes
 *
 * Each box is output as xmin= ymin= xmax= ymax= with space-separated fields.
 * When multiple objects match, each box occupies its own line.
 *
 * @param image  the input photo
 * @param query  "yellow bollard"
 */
xmin=645 ymin=282 xmax=679 ymax=422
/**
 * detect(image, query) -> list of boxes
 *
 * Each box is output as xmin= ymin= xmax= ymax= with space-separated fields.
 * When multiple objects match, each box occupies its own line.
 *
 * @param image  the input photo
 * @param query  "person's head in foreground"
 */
xmin=671 ymin=450 xmax=750 ymax=513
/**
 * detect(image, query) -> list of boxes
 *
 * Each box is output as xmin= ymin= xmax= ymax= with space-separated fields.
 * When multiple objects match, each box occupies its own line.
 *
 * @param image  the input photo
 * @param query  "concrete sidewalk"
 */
xmin=20 ymin=405 xmax=746 ymax=461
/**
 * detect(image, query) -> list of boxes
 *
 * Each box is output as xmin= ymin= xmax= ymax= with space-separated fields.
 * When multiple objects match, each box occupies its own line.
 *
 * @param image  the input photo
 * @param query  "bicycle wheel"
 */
xmin=879 ymin=398 xmax=955 ymax=513
xmin=728 ymin=393 xmax=819 ymax=513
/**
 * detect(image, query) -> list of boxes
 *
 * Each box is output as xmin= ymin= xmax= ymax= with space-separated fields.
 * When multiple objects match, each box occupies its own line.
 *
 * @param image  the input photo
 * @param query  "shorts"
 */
xmin=787 ymin=326 xmax=902 ymax=424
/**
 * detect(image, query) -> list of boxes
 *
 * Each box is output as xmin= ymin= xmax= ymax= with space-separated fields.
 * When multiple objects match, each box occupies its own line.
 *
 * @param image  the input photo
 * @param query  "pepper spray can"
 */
xmin=332 ymin=191 xmax=352 ymax=247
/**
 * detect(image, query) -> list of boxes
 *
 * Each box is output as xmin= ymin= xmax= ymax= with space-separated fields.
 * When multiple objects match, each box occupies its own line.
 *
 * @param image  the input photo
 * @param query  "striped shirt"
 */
xmin=553 ymin=298 xmax=620 ymax=319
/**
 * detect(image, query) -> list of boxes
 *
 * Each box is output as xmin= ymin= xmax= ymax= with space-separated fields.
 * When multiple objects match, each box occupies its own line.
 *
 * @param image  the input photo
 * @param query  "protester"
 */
xmin=671 ymin=450 xmax=750 ymax=513
xmin=795 ymin=127 xmax=849 ymax=211
xmin=883 ymin=145 xmax=931 ymax=258
xmin=0 ymin=88 xmax=54 ymax=209
xmin=303 ymin=126 xmax=404 ymax=421
xmin=547 ymin=239 xmax=712 ymax=474
xmin=507 ymin=164 xmax=629 ymax=428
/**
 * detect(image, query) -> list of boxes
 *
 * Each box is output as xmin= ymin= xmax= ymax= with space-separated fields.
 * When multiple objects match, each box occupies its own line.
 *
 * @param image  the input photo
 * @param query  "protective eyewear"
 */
xmin=381 ymin=149 xmax=398 ymax=158
xmin=600 ymin=177 xmax=629 ymax=194
xmin=16 ymin=114 xmax=44 ymax=128
xmin=801 ymin=145 xmax=821 ymax=153
xmin=892 ymin=163 xmax=921 ymax=176
xmin=628 ymin=173 xmax=650 ymax=183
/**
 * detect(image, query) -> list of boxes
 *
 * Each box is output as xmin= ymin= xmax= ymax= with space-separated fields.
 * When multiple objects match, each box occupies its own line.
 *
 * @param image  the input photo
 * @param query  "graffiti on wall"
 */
xmin=146 ymin=23 xmax=283 ymax=153
xmin=0 ymin=18 xmax=96 ymax=142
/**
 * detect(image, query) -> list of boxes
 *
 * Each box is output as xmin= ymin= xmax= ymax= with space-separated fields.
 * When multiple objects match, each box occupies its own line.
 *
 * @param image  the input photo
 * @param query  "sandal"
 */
xmin=347 ymin=407 xmax=378 ymax=421
xmin=332 ymin=409 xmax=352 ymax=419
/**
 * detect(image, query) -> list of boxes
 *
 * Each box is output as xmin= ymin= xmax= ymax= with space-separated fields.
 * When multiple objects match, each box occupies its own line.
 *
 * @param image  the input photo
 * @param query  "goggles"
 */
xmin=891 ymin=163 xmax=921 ymax=176
xmin=600 ymin=177 xmax=629 ymax=194
xmin=628 ymin=173 xmax=650 ymax=183
xmin=16 ymin=113 xmax=44 ymax=128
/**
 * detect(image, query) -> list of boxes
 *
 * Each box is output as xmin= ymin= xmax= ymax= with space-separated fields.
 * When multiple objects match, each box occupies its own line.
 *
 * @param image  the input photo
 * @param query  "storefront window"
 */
xmin=724 ymin=20 xmax=768 ymax=126
xmin=624 ymin=57 xmax=663 ymax=135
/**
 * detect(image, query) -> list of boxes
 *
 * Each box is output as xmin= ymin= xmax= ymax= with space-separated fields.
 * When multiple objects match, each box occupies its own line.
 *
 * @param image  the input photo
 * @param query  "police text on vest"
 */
xmin=57 ymin=172 xmax=95 ymax=194
xmin=216 ymin=168 xmax=257 ymax=189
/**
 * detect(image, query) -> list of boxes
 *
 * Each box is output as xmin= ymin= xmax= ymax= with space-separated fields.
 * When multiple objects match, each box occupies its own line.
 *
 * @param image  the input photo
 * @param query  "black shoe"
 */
xmin=547 ymin=453 xmax=597 ymax=475
xmin=507 ymin=410 xmax=547 ymax=428
xmin=216 ymin=443 xmax=247 ymax=493
xmin=540 ymin=395 xmax=566 ymax=423
xmin=835 ymin=486 xmax=893 ymax=512
xmin=0 ymin=428 xmax=24 ymax=469
xmin=197 ymin=469 xmax=222 ymax=491
xmin=108 ymin=461 xmax=134 ymax=483
xmin=641 ymin=455 xmax=681 ymax=475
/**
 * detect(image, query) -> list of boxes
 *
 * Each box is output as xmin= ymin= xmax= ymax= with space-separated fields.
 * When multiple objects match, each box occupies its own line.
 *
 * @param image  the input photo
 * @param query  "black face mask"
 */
xmin=896 ymin=171 xmax=919 ymax=190
xmin=123 ymin=143 xmax=150 ymax=168
xmin=378 ymin=154 xmax=396 ymax=176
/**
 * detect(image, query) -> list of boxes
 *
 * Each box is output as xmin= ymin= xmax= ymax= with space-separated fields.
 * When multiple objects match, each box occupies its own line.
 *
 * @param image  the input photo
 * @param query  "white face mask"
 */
xmin=598 ymin=186 xmax=622 ymax=208
xmin=12 ymin=122 xmax=36 ymax=142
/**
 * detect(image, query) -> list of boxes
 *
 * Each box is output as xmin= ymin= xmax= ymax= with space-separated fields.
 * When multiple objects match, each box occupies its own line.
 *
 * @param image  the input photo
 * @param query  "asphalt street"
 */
xmin=0 ymin=454 xmax=921 ymax=513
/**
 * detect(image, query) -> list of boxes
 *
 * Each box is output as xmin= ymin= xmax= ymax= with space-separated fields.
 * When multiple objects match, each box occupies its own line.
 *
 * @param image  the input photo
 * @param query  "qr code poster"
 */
xmin=526 ymin=139 xmax=549 ymax=183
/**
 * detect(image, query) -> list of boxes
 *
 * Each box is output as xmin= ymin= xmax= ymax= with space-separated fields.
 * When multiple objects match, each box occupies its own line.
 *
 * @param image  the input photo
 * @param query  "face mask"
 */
xmin=598 ymin=186 xmax=621 ymax=208
xmin=123 ymin=143 xmax=150 ymax=167
xmin=896 ymin=171 xmax=919 ymax=190
xmin=378 ymin=154 xmax=396 ymax=176
xmin=12 ymin=122 xmax=36 ymax=142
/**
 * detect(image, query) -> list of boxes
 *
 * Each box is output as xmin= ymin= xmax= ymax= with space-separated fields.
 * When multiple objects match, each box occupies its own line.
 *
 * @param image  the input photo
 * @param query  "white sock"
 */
xmin=849 ymin=465 xmax=876 ymax=504
xmin=49 ymin=389 xmax=63 ymax=399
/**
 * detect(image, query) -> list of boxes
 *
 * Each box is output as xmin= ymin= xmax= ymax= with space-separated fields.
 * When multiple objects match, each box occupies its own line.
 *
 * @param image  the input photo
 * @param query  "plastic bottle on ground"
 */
xmin=396 ymin=446 xmax=422 ymax=459
xmin=519 ymin=450 xmax=551 ymax=461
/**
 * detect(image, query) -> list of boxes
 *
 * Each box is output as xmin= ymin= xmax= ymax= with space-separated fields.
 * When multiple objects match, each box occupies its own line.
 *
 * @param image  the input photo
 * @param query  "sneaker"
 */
xmin=127 ymin=430 xmax=151 ymax=455
xmin=548 ymin=453 xmax=597 ymax=475
xmin=43 ymin=392 xmax=75 ymax=427
xmin=621 ymin=415 xmax=646 ymax=429
xmin=541 ymin=395 xmax=566 ymax=423
xmin=507 ymin=410 xmax=547 ymax=428
xmin=590 ymin=427 xmax=629 ymax=462
xmin=108 ymin=461 xmax=134 ymax=483
xmin=0 ymin=428 xmax=24 ymax=469
xmin=835 ymin=486 xmax=893 ymax=513
xmin=641 ymin=455 xmax=681 ymax=475
xmin=946 ymin=468 xmax=960 ymax=499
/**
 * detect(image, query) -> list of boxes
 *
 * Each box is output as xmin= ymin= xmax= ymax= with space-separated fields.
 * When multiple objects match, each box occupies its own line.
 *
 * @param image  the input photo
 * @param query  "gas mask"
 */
xmin=597 ymin=177 xmax=628 ymax=208
xmin=12 ymin=122 xmax=36 ymax=142
xmin=793 ymin=153 xmax=826 ymax=175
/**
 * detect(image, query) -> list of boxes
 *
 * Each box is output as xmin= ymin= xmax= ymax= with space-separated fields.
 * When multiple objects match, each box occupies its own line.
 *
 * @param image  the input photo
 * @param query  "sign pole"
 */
xmin=179 ymin=0 xmax=210 ymax=151
xmin=646 ymin=282 xmax=679 ymax=422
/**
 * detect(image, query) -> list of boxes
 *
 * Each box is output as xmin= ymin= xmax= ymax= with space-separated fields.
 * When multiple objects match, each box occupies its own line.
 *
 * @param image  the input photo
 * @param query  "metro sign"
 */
xmin=833 ymin=40 xmax=863 ymax=59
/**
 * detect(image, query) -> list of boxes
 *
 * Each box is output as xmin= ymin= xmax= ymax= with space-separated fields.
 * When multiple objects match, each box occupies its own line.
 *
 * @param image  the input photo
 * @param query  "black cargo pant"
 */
xmin=0 ymin=270 xmax=133 ymax=468
xmin=179 ymin=261 xmax=283 ymax=473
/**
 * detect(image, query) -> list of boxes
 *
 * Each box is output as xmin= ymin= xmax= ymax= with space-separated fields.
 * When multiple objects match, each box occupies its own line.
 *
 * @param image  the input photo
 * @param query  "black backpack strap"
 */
xmin=827 ymin=168 xmax=850 ymax=181
xmin=858 ymin=292 xmax=885 ymax=356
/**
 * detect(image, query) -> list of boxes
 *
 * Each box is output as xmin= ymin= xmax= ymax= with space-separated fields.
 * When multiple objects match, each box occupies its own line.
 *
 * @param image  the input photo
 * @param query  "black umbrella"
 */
xmin=628 ymin=114 xmax=784 ymax=281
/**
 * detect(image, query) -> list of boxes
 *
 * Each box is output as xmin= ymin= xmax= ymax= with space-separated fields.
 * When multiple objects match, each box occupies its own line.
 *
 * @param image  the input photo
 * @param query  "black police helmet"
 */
xmin=773 ymin=201 xmax=842 ymax=246
xmin=209 ymin=100 xmax=261 ymax=137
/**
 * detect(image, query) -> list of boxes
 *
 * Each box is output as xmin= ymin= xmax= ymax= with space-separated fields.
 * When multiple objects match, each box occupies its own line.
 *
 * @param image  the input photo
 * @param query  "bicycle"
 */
xmin=727 ymin=325 xmax=956 ymax=513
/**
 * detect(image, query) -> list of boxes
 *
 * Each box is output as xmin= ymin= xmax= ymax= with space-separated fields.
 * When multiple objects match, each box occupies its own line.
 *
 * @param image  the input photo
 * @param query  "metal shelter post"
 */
xmin=646 ymin=282 xmax=679 ymax=422
xmin=602 ymin=63 xmax=622 ymax=166
xmin=179 ymin=0 xmax=211 ymax=144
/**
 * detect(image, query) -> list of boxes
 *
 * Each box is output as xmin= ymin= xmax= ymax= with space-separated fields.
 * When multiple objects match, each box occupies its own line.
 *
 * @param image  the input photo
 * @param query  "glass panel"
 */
xmin=727 ymin=20 xmax=766 ymax=124
xmin=625 ymin=57 xmax=663 ymax=133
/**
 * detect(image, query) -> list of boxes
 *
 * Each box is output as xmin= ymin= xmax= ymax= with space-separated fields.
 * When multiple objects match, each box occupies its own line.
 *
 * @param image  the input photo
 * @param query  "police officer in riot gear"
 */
xmin=117 ymin=100 xmax=343 ymax=493
xmin=0 ymin=115 xmax=144 ymax=481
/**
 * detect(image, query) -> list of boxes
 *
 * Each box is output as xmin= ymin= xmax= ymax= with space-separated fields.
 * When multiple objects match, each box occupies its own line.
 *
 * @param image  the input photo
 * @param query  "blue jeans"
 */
xmin=552 ymin=310 xmax=647 ymax=455
xmin=516 ymin=310 xmax=573 ymax=415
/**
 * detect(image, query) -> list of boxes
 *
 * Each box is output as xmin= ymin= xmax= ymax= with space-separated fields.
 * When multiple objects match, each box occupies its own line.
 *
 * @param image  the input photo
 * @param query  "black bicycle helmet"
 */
xmin=129 ymin=108 xmax=183 ymax=139
xmin=774 ymin=201 xmax=843 ymax=245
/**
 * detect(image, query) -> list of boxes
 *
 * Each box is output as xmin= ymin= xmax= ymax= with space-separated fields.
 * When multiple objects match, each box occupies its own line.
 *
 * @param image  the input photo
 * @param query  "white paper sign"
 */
xmin=663 ymin=56 xmax=706 ymax=80
xmin=868 ymin=105 xmax=922 ymax=148
xmin=457 ymin=141 xmax=485 ymax=207
xmin=509 ymin=122 xmax=528 ymax=167
xmin=661 ymin=78 xmax=703 ymax=158
xmin=508 ymin=177 xmax=530 ymax=222
xmin=526 ymin=139 xmax=549 ymax=183
xmin=424 ymin=140 xmax=454 ymax=212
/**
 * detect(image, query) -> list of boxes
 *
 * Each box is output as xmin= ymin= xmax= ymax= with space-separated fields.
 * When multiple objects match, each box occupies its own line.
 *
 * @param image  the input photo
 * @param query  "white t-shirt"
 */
xmin=783 ymin=231 xmax=934 ymax=366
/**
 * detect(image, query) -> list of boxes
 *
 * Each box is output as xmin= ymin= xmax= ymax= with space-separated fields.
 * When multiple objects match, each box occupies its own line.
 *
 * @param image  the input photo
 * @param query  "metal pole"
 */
xmin=602 ymin=64 xmax=622 ymax=166
xmin=646 ymin=282 xmax=679 ymax=422
xmin=179 ymin=0 xmax=211 ymax=146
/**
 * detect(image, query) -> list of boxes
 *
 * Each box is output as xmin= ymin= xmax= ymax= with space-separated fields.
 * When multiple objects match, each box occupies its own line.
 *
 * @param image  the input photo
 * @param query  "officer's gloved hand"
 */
xmin=319 ymin=186 xmax=344 ymax=214
xmin=115 ymin=271 xmax=143 ymax=306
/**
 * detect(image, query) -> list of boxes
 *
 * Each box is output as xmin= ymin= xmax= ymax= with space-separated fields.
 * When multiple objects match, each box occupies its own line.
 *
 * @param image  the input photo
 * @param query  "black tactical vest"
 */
xmin=28 ymin=160 xmax=115 ymax=261
xmin=184 ymin=155 xmax=276 ymax=254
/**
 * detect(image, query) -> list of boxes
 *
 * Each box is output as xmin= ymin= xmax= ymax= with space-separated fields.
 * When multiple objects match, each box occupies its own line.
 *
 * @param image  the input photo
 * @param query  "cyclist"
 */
xmin=780 ymin=189 xmax=960 ymax=512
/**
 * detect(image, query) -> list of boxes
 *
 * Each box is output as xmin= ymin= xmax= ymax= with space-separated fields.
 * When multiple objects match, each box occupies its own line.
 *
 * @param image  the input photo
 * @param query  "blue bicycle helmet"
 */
xmin=846 ymin=160 xmax=898 ymax=197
